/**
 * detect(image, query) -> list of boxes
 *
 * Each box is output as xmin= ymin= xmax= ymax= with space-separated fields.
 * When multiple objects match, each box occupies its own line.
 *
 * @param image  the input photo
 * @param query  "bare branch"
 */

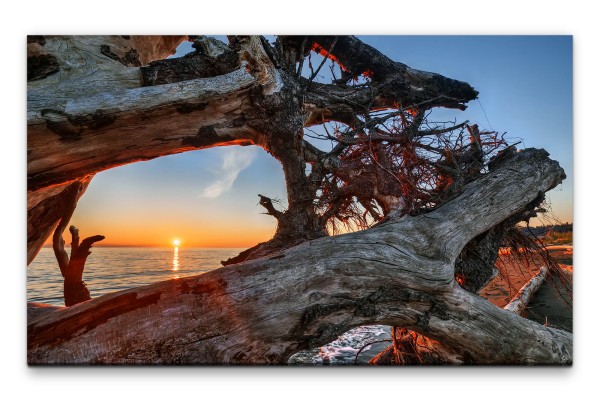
xmin=296 ymin=36 xmax=308 ymax=77
xmin=51 ymin=183 xmax=80 ymax=277
xmin=258 ymin=194 xmax=284 ymax=220
xmin=69 ymin=225 xmax=80 ymax=260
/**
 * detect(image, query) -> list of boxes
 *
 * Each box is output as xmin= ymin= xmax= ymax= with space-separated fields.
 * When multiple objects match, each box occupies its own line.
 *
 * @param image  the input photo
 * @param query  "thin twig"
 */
xmin=309 ymin=37 xmax=337 ymax=82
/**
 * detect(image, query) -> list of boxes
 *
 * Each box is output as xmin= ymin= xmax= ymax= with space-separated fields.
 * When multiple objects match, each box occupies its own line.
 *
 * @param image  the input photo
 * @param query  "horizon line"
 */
xmin=40 ymin=244 xmax=249 ymax=248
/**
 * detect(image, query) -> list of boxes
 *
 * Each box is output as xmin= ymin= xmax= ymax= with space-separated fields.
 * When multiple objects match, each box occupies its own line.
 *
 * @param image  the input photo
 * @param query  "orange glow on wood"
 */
xmin=406 ymin=107 xmax=419 ymax=117
xmin=311 ymin=43 xmax=376 ymax=80
xmin=311 ymin=42 xmax=349 ymax=72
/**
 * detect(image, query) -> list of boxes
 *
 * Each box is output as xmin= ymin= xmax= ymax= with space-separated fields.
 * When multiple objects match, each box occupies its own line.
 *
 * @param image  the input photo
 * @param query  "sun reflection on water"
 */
xmin=173 ymin=246 xmax=179 ymax=271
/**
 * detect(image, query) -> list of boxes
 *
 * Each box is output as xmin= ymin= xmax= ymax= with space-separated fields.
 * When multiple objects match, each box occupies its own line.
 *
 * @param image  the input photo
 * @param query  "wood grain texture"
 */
xmin=27 ymin=178 xmax=92 ymax=264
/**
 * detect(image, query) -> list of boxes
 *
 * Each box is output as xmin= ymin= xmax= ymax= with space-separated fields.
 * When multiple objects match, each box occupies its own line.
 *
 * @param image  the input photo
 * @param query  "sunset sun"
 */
xmin=173 ymin=239 xmax=180 ymax=246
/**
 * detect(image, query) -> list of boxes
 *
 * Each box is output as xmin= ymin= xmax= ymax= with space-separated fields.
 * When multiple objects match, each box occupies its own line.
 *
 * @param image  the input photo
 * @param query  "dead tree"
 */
xmin=27 ymin=35 xmax=571 ymax=364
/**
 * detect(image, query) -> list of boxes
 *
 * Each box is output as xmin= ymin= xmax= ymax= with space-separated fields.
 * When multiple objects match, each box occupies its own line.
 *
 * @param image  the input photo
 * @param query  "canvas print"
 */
xmin=27 ymin=35 xmax=573 ymax=365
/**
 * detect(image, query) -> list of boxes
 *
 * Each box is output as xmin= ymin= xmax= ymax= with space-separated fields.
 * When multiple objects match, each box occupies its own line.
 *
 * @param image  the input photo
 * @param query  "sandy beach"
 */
xmin=479 ymin=245 xmax=572 ymax=332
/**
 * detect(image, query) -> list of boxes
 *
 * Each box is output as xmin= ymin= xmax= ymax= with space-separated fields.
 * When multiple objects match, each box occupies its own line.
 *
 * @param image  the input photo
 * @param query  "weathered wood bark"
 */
xmin=454 ymin=193 xmax=543 ymax=293
xmin=38 ymin=173 xmax=105 ymax=306
xmin=27 ymin=302 xmax=62 ymax=322
xmin=371 ymin=265 xmax=552 ymax=365
xmin=42 ymin=175 xmax=103 ymax=306
xmin=27 ymin=36 xmax=262 ymax=193
xmin=27 ymin=178 xmax=92 ymax=264
xmin=27 ymin=149 xmax=571 ymax=365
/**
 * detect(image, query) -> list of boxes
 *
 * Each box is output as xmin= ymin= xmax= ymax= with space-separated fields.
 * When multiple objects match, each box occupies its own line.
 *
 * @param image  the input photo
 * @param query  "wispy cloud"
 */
xmin=201 ymin=148 xmax=257 ymax=198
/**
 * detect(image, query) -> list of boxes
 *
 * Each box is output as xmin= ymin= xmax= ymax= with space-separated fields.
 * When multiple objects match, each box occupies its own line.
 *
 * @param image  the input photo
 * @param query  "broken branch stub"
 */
xmin=52 ymin=220 xmax=104 ymax=306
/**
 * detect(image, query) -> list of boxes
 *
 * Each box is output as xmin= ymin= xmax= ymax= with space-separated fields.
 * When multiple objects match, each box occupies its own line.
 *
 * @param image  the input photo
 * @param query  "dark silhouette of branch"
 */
xmin=52 ymin=219 xmax=104 ymax=306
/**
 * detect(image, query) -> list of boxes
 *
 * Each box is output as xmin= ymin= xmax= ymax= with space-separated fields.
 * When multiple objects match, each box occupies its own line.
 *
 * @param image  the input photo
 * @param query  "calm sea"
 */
xmin=27 ymin=247 xmax=245 ymax=306
xmin=27 ymin=246 xmax=390 ymax=364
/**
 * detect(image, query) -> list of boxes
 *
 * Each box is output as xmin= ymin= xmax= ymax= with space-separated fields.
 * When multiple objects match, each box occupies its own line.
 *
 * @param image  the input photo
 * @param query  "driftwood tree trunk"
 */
xmin=504 ymin=266 xmax=549 ymax=315
xmin=27 ymin=149 xmax=571 ymax=365
xmin=45 ymin=177 xmax=105 ymax=306
xmin=370 ymin=265 xmax=553 ymax=365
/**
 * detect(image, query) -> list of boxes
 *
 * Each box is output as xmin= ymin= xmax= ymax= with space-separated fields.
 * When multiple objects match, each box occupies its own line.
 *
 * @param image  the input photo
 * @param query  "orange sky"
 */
xmin=64 ymin=213 xmax=277 ymax=248
xmin=43 ymin=147 xmax=286 ymax=248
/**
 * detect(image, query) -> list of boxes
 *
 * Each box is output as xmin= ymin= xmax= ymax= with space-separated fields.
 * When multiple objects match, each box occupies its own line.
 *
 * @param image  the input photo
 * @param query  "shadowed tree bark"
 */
xmin=27 ymin=35 xmax=571 ymax=365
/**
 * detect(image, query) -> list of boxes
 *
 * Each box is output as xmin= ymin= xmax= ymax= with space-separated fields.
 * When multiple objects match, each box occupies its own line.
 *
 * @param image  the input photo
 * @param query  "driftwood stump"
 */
xmin=51 ymin=187 xmax=104 ymax=306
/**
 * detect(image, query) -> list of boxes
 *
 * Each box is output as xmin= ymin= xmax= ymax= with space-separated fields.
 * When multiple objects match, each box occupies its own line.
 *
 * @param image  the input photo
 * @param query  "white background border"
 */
xmin=5 ymin=1 xmax=597 ymax=399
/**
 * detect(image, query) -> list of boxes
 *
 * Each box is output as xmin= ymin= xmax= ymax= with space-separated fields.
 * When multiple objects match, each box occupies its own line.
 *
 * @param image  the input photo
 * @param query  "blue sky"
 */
xmin=359 ymin=36 xmax=573 ymax=223
xmin=70 ymin=36 xmax=573 ymax=246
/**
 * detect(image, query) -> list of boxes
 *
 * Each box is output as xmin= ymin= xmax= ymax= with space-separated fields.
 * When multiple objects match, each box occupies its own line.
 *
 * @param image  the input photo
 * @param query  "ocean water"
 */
xmin=28 ymin=247 xmax=390 ymax=364
xmin=288 ymin=325 xmax=391 ymax=365
xmin=27 ymin=247 xmax=244 ymax=306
